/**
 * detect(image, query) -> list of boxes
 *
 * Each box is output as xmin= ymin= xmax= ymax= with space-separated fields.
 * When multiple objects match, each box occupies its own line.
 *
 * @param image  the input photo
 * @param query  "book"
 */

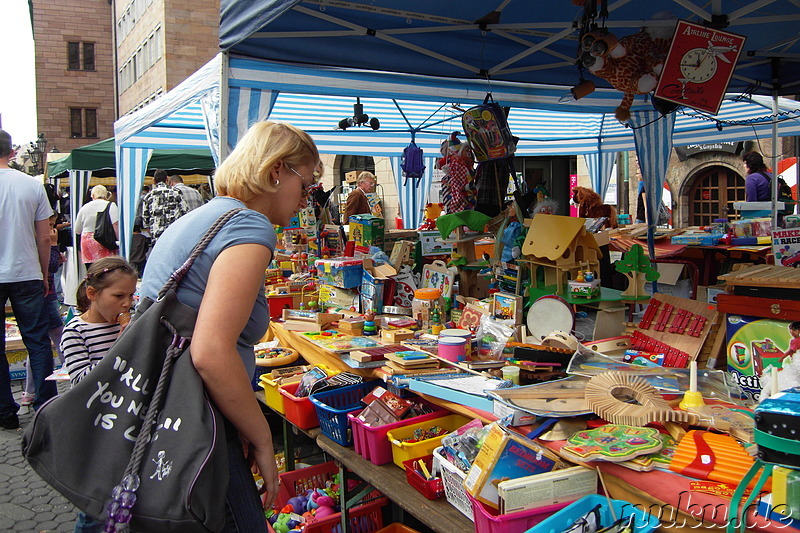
xmin=498 ymin=465 xmax=598 ymax=514
xmin=464 ymin=422 xmax=566 ymax=509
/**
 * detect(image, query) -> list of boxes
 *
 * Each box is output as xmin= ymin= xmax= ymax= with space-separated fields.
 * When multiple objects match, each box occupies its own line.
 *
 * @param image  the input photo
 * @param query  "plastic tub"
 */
xmin=402 ymin=454 xmax=444 ymax=500
xmin=432 ymin=446 xmax=473 ymax=521
xmin=386 ymin=413 xmax=472 ymax=469
xmin=274 ymin=461 xmax=388 ymax=533
xmin=280 ymin=381 xmax=321 ymax=430
xmin=468 ymin=492 xmax=569 ymax=533
xmin=348 ymin=400 xmax=447 ymax=465
xmin=309 ymin=381 xmax=377 ymax=446
xmin=525 ymin=494 xmax=660 ymax=533
xmin=262 ymin=364 xmax=339 ymax=415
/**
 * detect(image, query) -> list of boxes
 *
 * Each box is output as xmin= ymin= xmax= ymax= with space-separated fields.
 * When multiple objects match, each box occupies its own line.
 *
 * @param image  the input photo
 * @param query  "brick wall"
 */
xmin=33 ymin=0 xmax=114 ymax=153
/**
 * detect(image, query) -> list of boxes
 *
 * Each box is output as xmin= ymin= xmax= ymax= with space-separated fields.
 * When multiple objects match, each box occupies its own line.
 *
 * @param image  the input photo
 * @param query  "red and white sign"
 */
xmin=655 ymin=21 xmax=745 ymax=115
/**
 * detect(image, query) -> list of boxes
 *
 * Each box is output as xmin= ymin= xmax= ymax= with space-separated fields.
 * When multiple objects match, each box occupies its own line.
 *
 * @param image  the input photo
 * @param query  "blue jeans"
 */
xmin=221 ymin=421 xmax=268 ymax=533
xmin=0 ymin=280 xmax=57 ymax=415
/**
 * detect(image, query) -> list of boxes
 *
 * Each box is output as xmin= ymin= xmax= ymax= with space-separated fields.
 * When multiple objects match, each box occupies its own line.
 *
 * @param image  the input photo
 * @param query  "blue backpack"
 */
xmin=401 ymin=140 xmax=425 ymax=185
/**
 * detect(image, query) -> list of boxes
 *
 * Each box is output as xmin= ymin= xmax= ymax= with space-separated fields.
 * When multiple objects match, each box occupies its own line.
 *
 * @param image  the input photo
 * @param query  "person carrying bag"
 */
xmin=23 ymin=209 xmax=243 ymax=532
xmin=93 ymin=201 xmax=118 ymax=251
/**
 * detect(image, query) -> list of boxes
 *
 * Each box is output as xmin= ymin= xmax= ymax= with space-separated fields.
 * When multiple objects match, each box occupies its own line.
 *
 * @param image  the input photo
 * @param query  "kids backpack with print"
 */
xmin=462 ymin=93 xmax=517 ymax=162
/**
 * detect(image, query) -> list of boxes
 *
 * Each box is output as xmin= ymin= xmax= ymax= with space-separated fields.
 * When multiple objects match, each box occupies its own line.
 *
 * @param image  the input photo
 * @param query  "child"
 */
xmin=785 ymin=321 xmax=800 ymax=358
xmin=61 ymin=257 xmax=137 ymax=387
xmin=60 ymin=257 xmax=137 ymax=532
xmin=20 ymin=215 xmax=66 ymax=405
xmin=759 ymin=321 xmax=800 ymax=400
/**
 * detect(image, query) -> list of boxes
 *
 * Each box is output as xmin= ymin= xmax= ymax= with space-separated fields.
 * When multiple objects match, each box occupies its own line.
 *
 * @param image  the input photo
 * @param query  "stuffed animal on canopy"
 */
xmin=572 ymin=186 xmax=618 ymax=228
xmin=580 ymin=26 xmax=672 ymax=122
xmin=437 ymin=132 xmax=475 ymax=214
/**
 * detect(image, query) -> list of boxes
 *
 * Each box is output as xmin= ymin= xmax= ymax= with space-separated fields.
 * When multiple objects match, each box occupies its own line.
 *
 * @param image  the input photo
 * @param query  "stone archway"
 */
xmin=680 ymin=163 xmax=745 ymax=226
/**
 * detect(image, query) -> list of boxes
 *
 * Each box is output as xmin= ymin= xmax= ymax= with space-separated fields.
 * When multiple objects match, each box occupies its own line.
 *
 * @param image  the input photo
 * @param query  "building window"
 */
xmin=67 ymin=42 xmax=95 ymax=71
xmin=70 ymin=108 xmax=98 ymax=138
xmin=117 ymin=26 xmax=162 ymax=93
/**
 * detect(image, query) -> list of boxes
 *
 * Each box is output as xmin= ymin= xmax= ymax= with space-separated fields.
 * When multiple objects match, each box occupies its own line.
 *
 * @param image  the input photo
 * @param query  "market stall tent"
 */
xmin=113 ymin=53 xmax=800 ymax=259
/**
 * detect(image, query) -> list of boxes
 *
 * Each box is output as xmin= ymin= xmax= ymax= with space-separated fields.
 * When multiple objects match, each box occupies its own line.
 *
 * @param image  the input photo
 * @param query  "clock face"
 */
xmin=679 ymin=48 xmax=717 ymax=83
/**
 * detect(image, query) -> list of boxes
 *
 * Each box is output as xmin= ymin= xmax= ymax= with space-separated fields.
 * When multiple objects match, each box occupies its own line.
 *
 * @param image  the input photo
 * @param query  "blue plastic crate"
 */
xmin=309 ymin=381 xmax=376 ymax=446
xmin=526 ymin=494 xmax=660 ymax=533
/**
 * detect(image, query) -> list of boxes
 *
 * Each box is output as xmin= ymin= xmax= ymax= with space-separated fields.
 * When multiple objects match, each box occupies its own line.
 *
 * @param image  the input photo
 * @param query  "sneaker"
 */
xmin=0 ymin=414 xmax=19 ymax=430
xmin=19 ymin=392 xmax=35 ymax=406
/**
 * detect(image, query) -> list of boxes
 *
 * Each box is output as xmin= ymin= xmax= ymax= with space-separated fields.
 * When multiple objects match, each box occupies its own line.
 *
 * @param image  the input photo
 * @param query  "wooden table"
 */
xmin=316 ymin=434 xmax=474 ymax=533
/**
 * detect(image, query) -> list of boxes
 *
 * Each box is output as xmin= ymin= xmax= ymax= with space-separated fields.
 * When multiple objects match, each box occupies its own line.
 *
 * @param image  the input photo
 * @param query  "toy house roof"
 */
xmin=521 ymin=214 xmax=601 ymax=261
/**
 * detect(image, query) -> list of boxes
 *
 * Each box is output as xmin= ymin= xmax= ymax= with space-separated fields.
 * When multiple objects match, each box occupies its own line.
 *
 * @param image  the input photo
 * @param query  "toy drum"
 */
xmin=526 ymin=295 xmax=575 ymax=343
xmin=439 ymin=328 xmax=472 ymax=358
xmin=438 ymin=336 xmax=467 ymax=363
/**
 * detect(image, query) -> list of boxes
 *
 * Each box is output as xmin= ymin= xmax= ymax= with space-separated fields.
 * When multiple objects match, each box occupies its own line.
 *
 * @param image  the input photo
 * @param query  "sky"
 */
xmin=0 ymin=0 xmax=37 ymax=145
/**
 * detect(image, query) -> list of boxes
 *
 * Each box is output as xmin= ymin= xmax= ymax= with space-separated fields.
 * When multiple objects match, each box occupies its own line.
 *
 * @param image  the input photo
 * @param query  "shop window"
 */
xmin=688 ymin=166 xmax=745 ymax=226
xmin=70 ymin=108 xmax=98 ymax=139
xmin=67 ymin=41 xmax=95 ymax=71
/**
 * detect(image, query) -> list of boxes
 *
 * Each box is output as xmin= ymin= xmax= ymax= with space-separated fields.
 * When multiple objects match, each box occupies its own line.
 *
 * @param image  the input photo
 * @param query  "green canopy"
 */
xmin=47 ymin=138 xmax=215 ymax=177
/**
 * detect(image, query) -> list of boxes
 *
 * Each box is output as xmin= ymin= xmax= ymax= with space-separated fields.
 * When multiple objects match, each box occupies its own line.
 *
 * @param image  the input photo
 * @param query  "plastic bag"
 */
xmin=475 ymin=316 xmax=515 ymax=359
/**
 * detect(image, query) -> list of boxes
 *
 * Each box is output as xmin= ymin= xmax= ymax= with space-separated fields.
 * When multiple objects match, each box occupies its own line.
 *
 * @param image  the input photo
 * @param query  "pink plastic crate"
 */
xmin=348 ymin=401 xmax=446 ymax=465
xmin=467 ymin=493 xmax=569 ymax=533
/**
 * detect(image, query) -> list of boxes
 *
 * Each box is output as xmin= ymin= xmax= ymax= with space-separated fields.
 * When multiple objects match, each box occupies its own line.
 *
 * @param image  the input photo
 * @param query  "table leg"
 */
xmin=283 ymin=419 xmax=295 ymax=472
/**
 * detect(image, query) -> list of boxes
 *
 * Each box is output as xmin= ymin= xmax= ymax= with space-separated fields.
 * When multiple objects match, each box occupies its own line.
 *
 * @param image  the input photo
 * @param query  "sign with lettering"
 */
xmin=655 ymin=20 xmax=745 ymax=114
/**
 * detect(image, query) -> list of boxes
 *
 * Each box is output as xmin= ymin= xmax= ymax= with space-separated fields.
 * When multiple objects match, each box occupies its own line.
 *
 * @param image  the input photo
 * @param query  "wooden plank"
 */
xmin=316 ymin=434 xmax=474 ymax=533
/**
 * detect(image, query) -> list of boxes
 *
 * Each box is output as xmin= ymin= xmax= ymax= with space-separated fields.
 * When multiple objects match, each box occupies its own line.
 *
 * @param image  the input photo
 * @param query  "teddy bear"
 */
xmin=580 ymin=27 xmax=672 ymax=121
xmin=437 ymin=132 xmax=475 ymax=214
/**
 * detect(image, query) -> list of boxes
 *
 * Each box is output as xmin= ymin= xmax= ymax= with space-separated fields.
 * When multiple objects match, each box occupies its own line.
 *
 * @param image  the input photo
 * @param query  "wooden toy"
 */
xmin=381 ymin=328 xmax=415 ymax=343
xmin=615 ymin=244 xmax=660 ymax=298
xmin=519 ymin=214 xmax=601 ymax=295
xmin=669 ymin=430 xmax=758 ymax=488
xmin=561 ymin=425 xmax=664 ymax=463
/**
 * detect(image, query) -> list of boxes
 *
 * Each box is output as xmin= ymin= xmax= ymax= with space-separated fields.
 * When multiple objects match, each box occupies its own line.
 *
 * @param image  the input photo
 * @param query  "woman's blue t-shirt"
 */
xmin=140 ymin=196 xmax=276 ymax=378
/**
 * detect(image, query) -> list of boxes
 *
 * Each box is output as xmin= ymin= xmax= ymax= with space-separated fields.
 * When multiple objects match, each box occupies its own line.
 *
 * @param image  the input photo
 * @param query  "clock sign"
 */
xmin=655 ymin=20 xmax=745 ymax=114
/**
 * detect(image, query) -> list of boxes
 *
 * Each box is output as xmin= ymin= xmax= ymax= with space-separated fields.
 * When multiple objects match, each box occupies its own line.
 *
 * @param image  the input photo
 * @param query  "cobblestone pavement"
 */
xmin=1 ymin=380 xmax=77 ymax=533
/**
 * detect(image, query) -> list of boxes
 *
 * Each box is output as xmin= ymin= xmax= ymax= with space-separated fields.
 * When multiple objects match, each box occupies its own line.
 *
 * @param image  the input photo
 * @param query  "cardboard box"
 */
xmin=644 ymin=262 xmax=692 ymax=299
xmin=349 ymin=214 xmax=385 ymax=249
xmin=773 ymin=228 xmax=800 ymax=267
xmin=726 ymin=314 xmax=792 ymax=402
xmin=419 ymin=230 xmax=453 ymax=256
xmin=315 ymin=257 xmax=364 ymax=289
xmin=498 ymin=465 xmax=598 ymax=514
xmin=345 ymin=171 xmax=359 ymax=183
xmin=464 ymin=422 xmax=563 ymax=509
xmin=318 ymin=284 xmax=359 ymax=309
xmin=361 ymin=259 xmax=397 ymax=314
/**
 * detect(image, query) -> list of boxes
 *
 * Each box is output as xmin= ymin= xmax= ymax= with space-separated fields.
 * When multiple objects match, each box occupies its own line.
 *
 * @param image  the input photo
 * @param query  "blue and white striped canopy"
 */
xmin=113 ymin=53 xmax=800 ymax=258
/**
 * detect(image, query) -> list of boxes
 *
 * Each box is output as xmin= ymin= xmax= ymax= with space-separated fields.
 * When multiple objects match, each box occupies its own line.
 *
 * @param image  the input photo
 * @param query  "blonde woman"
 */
xmin=73 ymin=185 xmax=119 ymax=268
xmin=140 ymin=121 xmax=321 ymax=532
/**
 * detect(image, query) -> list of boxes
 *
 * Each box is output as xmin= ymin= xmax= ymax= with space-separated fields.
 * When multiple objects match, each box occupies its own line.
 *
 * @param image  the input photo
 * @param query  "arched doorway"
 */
xmin=687 ymin=166 xmax=745 ymax=226
xmin=338 ymin=155 xmax=375 ymax=186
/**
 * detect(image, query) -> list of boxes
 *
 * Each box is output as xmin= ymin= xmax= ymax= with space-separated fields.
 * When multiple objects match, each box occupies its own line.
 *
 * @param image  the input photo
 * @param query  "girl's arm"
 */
xmin=191 ymin=243 xmax=278 ymax=507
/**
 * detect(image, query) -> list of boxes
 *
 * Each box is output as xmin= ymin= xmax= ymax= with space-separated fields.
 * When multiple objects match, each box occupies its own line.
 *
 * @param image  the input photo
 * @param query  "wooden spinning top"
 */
xmin=585 ymin=372 xmax=695 ymax=427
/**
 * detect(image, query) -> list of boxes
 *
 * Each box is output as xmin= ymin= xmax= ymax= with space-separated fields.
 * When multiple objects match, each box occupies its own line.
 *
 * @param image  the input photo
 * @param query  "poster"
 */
xmin=654 ymin=20 xmax=745 ymax=114
xmin=772 ymin=228 xmax=800 ymax=267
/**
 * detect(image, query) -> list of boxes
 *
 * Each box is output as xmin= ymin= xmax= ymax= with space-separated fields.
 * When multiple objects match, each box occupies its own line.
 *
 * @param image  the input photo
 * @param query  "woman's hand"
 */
xmin=250 ymin=442 xmax=280 ymax=509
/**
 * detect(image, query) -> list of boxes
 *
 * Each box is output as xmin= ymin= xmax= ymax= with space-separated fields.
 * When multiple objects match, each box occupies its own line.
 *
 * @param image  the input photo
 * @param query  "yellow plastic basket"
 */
xmin=386 ymin=413 xmax=472 ymax=469
xmin=259 ymin=363 xmax=339 ymax=415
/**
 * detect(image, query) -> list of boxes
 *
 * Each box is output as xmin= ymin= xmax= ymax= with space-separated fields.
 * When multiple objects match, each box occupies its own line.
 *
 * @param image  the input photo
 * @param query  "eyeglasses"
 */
xmin=285 ymin=163 xmax=319 ymax=194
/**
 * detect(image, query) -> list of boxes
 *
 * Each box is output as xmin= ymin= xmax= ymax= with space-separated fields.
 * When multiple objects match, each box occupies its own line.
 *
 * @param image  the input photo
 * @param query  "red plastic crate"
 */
xmin=348 ymin=401 xmax=447 ymax=465
xmin=279 ymin=381 xmax=320 ymax=430
xmin=402 ymin=455 xmax=444 ymax=500
xmin=275 ymin=462 xmax=388 ymax=533
xmin=466 ymin=492 xmax=569 ymax=533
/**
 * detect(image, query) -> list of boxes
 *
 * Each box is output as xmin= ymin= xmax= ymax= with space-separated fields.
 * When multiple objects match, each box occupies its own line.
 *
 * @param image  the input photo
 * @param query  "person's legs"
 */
xmin=220 ymin=424 xmax=268 ymax=533
xmin=45 ymin=298 xmax=65 ymax=366
xmin=0 ymin=285 xmax=18 ymax=423
xmin=9 ymin=280 xmax=57 ymax=410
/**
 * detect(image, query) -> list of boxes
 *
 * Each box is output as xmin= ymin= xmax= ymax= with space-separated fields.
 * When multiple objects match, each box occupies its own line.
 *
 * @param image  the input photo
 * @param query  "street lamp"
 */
xmin=27 ymin=133 xmax=48 ymax=175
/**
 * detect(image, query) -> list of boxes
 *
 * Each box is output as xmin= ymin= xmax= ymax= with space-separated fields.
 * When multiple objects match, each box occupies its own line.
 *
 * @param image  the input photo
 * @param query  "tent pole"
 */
xmin=220 ymin=52 xmax=230 ymax=161
xmin=772 ymin=92 xmax=779 ymax=229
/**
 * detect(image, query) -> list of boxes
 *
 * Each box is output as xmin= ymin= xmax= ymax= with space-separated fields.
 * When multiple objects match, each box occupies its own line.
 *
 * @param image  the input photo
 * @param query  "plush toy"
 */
xmin=500 ymin=221 xmax=523 ymax=262
xmin=418 ymin=202 xmax=444 ymax=230
xmin=437 ymin=132 xmax=475 ymax=214
xmin=580 ymin=25 xmax=672 ymax=122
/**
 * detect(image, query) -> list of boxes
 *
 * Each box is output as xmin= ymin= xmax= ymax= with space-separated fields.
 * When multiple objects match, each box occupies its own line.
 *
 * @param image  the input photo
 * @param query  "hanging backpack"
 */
xmin=462 ymin=93 xmax=517 ymax=162
xmin=401 ymin=139 xmax=425 ymax=186
xmin=760 ymin=171 xmax=796 ymax=216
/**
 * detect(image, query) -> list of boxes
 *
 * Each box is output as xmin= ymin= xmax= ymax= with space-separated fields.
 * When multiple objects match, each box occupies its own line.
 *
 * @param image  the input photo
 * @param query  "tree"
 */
xmin=615 ymin=244 xmax=659 ymax=298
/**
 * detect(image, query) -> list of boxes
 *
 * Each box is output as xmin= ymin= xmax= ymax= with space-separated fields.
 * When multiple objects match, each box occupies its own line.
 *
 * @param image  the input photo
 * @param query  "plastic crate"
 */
xmin=526 ymin=494 xmax=660 ymax=533
xmin=309 ymin=381 xmax=377 ymax=446
xmin=348 ymin=401 xmax=447 ymax=465
xmin=275 ymin=461 xmax=389 ymax=533
xmin=402 ymin=454 xmax=444 ymax=500
xmin=468 ymin=492 xmax=569 ymax=533
xmin=386 ymin=413 xmax=472 ymax=469
xmin=280 ymin=381 xmax=321 ymax=430
xmin=433 ymin=446 xmax=473 ymax=521
xmin=261 ymin=364 xmax=339 ymax=415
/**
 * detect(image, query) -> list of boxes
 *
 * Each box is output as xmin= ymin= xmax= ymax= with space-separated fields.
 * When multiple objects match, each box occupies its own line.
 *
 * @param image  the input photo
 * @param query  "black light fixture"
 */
xmin=337 ymin=97 xmax=380 ymax=130
xmin=26 ymin=133 xmax=48 ymax=175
